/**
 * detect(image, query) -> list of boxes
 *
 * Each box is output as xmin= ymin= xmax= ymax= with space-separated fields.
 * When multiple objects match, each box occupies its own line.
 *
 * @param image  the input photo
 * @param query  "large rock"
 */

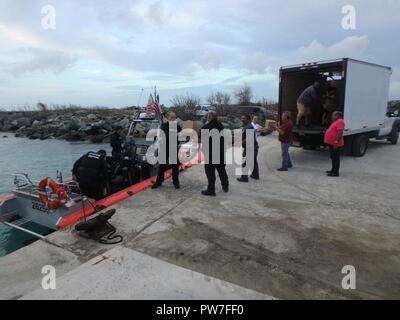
xmin=92 ymin=120 xmax=106 ymax=129
xmin=11 ymin=117 xmax=32 ymax=128
xmin=31 ymin=120 xmax=42 ymax=128
xmin=118 ymin=118 xmax=130 ymax=129
xmin=91 ymin=134 xmax=105 ymax=144
xmin=65 ymin=130 xmax=86 ymax=142
xmin=66 ymin=117 xmax=85 ymax=131
xmin=87 ymin=114 xmax=97 ymax=121
xmin=3 ymin=122 xmax=15 ymax=131
xmin=28 ymin=134 xmax=40 ymax=140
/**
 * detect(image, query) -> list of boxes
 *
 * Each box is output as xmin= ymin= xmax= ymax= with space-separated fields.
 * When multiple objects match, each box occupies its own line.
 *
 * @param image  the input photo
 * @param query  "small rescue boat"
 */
xmin=0 ymin=158 xmax=199 ymax=231
xmin=0 ymin=112 xmax=202 ymax=232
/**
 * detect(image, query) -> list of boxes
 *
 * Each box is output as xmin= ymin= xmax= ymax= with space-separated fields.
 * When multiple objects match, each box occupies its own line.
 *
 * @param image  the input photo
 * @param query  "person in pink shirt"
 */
xmin=324 ymin=111 xmax=345 ymax=177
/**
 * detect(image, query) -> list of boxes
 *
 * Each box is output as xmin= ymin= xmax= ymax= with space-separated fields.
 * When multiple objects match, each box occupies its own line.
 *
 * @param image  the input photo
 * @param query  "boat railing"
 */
xmin=13 ymin=173 xmax=83 ymax=201
xmin=13 ymin=173 xmax=34 ymax=189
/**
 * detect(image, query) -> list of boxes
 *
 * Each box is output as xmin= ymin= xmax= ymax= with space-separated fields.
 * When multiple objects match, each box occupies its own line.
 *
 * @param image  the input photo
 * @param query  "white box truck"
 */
xmin=279 ymin=58 xmax=400 ymax=156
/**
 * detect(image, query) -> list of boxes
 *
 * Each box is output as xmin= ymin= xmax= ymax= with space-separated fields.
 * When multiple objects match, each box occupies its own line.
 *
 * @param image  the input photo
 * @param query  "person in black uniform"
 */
xmin=237 ymin=114 xmax=259 ymax=182
xmin=200 ymin=111 xmax=229 ymax=196
xmin=110 ymin=126 xmax=124 ymax=160
xmin=152 ymin=111 xmax=182 ymax=189
xmin=72 ymin=150 xmax=109 ymax=200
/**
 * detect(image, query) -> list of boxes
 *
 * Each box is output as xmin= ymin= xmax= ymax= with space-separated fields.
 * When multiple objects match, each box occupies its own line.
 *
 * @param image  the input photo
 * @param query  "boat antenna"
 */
xmin=137 ymin=88 xmax=144 ymax=108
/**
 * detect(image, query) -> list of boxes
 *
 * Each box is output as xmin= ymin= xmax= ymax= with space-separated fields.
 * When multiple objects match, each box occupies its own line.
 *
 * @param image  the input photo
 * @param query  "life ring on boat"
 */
xmin=38 ymin=177 xmax=66 ymax=210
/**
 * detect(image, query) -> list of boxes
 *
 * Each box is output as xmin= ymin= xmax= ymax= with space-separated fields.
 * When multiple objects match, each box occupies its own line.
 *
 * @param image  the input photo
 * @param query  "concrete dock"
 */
xmin=0 ymin=135 xmax=399 ymax=300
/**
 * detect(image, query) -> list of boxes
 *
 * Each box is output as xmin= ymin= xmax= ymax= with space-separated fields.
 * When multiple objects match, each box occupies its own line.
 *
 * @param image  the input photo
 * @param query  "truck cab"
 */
xmin=279 ymin=58 xmax=400 ymax=156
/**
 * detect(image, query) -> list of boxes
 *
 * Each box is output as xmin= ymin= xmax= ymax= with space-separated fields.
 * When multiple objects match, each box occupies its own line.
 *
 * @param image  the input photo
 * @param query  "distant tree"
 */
xmin=170 ymin=93 xmax=201 ymax=112
xmin=207 ymin=91 xmax=231 ymax=106
xmin=36 ymin=102 xmax=49 ymax=113
xmin=37 ymin=102 xmax=48 ymax=112
xmin=170 ymin=93 xmax=202 ymax=120
xmin=233 ymin=84 xmax=252 ymax=106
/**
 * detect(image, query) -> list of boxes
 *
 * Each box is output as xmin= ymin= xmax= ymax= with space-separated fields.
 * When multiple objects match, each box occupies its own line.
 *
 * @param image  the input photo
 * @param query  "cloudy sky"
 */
xmin=0 ymin=0 xmax=399 ymax=108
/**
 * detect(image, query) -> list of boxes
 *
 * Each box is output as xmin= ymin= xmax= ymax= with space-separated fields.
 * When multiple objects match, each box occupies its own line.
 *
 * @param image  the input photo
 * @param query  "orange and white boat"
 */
xmin=0 ymin=112 xmax=203 ymax=232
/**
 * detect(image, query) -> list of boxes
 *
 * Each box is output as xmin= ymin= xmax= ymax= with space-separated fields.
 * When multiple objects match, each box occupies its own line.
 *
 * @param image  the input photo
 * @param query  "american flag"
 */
xmin=146 ymin=93 xmax=162 ymax=119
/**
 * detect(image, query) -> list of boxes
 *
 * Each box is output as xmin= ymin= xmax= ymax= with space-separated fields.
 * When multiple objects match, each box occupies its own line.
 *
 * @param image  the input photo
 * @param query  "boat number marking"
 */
xmin=32 ymin=202 xmax=51 ymax=214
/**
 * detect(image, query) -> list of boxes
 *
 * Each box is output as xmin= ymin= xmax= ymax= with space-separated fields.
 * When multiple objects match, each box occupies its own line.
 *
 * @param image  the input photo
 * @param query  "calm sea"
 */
xmin=0 ymin=134 xmax=111 ymax=257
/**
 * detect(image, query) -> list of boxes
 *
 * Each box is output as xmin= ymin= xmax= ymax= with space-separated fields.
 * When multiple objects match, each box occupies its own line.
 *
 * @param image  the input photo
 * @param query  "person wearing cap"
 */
xmin=152 ymin=111 xmax=182 ymax=190
xmin=110 ymin=126 xmax=124 ymax=160
xmin=72 ymin=150 xmax=109 ymax=200
xmin=237 ymin=114 xmax=259 ymax=182
xmin=200 ymin=111 xmax=229 ymax=196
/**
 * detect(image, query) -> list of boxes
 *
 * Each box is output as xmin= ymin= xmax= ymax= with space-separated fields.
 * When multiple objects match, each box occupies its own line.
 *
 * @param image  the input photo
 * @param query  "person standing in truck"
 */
xmin=322 ymin=87 xmax=337 ymax=126
xmin=272 ymin=111 xmax=294 ymax=171
xmin=324 ymin=111 xmax=345 ymax=177
xmin=296 ymin=81 xmax=322 ymax=127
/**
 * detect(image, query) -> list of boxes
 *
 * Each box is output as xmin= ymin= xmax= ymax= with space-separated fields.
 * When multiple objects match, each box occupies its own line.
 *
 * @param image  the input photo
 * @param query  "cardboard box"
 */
xmin=266 ymin=120 xmax=277 ymax=129
xmin=182 ymin=120 xmax=202 ymax=136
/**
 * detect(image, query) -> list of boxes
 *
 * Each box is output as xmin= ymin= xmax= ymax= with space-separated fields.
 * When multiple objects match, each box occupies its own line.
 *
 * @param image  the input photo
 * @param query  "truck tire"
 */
xmin=344 ymin=136 xmax=354 ymax=156
xmin=352 ymin=134 xmax=369 ymax=157
xmin=390 ymin=130 xmax=399 ymax=145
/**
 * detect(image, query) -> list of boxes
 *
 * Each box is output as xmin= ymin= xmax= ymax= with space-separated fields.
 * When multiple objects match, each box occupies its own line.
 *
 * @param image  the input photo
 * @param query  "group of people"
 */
xmin=150 ymin=110 xmax=230 ymax=196
xmin=71 ymin=105 xmax=345 ymax=201
xmin=147 ymin=110 xmax=296 ymax=197
xmin=296 ymin=80 xmax=338 ymax=128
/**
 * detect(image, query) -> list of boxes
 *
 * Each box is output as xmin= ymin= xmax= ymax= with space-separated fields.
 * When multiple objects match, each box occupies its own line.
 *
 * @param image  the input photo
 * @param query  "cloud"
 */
xmin=0 ymin=0 xmax=398 ymax=107
xmin=242 ymin=52 xmax=274 ymax=74
xmin=8 ymin=48 xmax=76 ymax=76
xmin=241 ymin=36 xmax=370 ymax=76
xmin=294 ymin=36 xmax=370 ymax=62
xmin=80 ymin=69 xmax=103 ymax=75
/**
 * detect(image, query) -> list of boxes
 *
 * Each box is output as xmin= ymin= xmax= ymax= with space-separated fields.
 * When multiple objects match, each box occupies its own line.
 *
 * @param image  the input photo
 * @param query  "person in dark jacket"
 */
xmin=237 ymin=114 xmax=259 ymax=182
xmin=110 ymin=126 xmax=124 ymax=160
xmin=72 ymin=150 xmax=109 ymax=200
xmin=200 ymin=111 xmax=229 ymax=196
xmin=152 ymin=112 xmax=182 ymax=189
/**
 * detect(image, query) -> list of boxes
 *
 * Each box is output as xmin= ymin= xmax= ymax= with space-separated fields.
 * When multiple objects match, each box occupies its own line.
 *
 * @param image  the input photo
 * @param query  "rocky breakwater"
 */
xmin=0 ymin=109 xmax=134 ymax=143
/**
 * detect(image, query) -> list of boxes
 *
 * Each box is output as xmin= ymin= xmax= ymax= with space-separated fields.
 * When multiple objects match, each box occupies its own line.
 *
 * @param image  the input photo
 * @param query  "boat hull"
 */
xmin=0 ymin=145 xmax=202 ymax=230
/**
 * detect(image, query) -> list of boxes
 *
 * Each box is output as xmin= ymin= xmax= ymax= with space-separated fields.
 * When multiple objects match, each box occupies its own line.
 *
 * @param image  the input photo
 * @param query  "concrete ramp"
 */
xmin=1 ymin=136 xmax=400 ymax=300
xmin=22 ymin=246 xmax=272 ymax=300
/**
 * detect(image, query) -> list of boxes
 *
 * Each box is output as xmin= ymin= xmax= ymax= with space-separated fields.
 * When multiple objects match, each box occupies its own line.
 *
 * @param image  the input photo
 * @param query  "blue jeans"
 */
xmin=281 ymin=143 xmax=293 ymax=170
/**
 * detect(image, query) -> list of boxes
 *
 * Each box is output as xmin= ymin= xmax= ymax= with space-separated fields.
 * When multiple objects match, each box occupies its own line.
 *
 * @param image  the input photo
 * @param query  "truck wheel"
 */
xmin=352 ymin=134 xmax=369 ymax=157
xmin=344 ymin=136 xmax=354 ymax=156
xmin=390 ymin=130 xmax=399 ymax=145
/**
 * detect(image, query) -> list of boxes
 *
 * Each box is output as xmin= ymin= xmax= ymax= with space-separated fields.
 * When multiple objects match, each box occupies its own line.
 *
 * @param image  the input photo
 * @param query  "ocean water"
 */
xmin=0 ymin=134 xmax=111 ymax=257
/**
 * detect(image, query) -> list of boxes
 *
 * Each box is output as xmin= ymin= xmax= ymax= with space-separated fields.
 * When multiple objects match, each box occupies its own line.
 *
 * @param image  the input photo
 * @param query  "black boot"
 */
xmin=151 ymin=183 xmax=162 ymax=189
xmin=202 ymin=190 xmax=216 ymax=197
